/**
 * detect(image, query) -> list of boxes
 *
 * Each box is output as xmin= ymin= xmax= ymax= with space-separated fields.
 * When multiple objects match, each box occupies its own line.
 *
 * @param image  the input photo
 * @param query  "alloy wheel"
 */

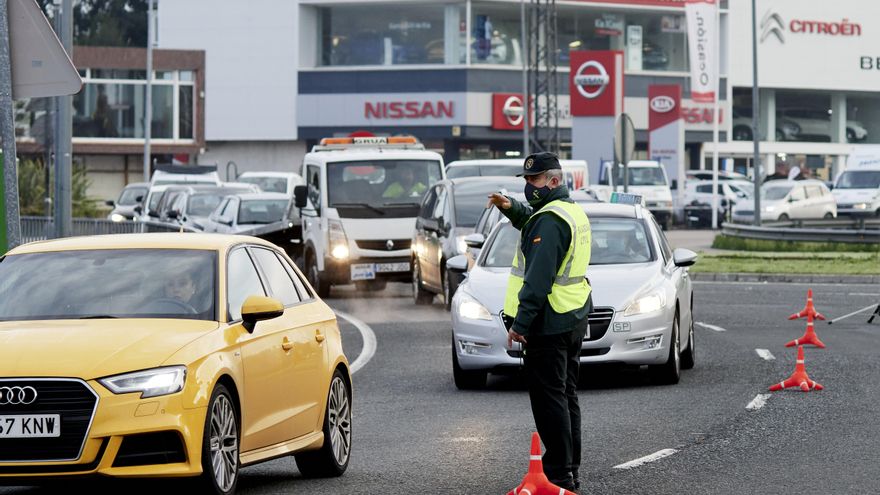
xmin=209 ymin=394 xmax=238 ymax=492
xmin=327 ymin=376 xmax=352 ymax=466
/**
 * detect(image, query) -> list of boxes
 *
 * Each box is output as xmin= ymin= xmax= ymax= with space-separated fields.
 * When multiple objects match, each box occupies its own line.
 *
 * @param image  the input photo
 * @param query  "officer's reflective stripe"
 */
xmin=540 ymin=205 xmax=580 ymax=283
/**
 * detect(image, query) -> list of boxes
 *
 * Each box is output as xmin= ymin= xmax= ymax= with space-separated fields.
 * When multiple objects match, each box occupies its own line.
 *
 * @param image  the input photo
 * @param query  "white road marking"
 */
xmin=849 ymin=293 xmax=880 ymax=297
xmin=755 ymin=349 xmax=775 ymax=361
xmin=746 ymin=394 xmax=772 ymax=411
xmin=613 ymin=449 xmax=678 ymax=470
xmin=696 ymin=321 xmax=727 ymax=332
xmin=335 ymin=310 xmax=377 ymax=375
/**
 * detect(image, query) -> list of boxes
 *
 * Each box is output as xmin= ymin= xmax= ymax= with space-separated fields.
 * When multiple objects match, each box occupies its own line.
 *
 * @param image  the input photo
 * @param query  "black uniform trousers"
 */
xmin=523 ymin=320 xmax=588 ymax=486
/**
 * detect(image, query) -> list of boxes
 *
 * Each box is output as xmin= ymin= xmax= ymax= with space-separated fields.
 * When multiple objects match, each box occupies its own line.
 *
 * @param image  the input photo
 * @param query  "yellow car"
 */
xmin=0 ymin=234 xmax=352 ymax=494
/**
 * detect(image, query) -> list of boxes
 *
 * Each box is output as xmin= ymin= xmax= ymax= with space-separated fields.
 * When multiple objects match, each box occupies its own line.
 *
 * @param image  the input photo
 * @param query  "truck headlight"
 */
xmin=331 ymin=244 xmax=350 ymax=259
xmin=623 ymin=292 xmax=666 ymax=317
xmin=99 ymin=366 xmax=187 ymax=399
xmin=457 ymin=294 xmax=492 ymax=321
xmin=328 ymin=219 xmax=350 ymax=259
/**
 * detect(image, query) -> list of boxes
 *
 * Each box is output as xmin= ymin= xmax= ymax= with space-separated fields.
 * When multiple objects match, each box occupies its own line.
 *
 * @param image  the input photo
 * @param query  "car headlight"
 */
xmin=328 ymin=219 xmax=349 ymax=259
xmin=623 ymin=292 xmax=666 ymax=317
xmin=456 ymin=235 xmax=468 ymax=254
xmin=99 ymin=366 xmax=187 ymax=398
xmin=457 ymin=294 xmax=493 ymax=321
xmin=763 ymin=205 xmax=776 ymax=212
xmin=853 ymin=203 xmax=868 ymax=210
xmin=110 ymin=213 xmax=126 ymax=222
xmin=331 ymin=244 xmax=350 ymax=259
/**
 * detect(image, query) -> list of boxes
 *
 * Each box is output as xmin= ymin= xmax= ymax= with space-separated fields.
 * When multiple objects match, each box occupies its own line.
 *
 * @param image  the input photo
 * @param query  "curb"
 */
xmin=690 ymin=272 xmax=880 ymax=284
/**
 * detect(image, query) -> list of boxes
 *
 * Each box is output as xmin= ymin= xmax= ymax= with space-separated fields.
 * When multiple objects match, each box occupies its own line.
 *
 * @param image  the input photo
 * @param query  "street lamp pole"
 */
xmin=143 ymin=0 xmax=154 ymax=182
xmin=751 ymin=0 xmax=761 ymax=226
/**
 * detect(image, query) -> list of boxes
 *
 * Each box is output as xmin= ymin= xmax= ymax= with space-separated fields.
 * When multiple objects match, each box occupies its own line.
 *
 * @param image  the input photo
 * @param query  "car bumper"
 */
xmin=0 ymin=379 xmax=205 ymax=479
xmin=451 ymin=310 xmax=672 ymax=372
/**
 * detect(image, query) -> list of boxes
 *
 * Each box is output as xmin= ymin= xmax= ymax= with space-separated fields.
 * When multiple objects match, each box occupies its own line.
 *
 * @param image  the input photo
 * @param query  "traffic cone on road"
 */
xmin=769 ymin=346 xmax=823 ymax=392
xmin=788 ymin=289 xmax=826 ymax=321
xmin=506 ymin=432 xmax=578 ymax=495
xmin=785 ymin=320 xmax=826 ymax=348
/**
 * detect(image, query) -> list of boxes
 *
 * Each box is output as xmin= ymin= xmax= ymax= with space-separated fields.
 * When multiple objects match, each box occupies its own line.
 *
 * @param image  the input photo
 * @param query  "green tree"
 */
xmin=17 ymin=159 xmax=102 ymax=218
xmin=39 ymin=0 xmax=148 ymax=48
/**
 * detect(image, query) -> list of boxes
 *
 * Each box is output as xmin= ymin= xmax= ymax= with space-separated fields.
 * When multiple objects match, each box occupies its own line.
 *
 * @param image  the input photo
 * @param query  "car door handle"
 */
xmin=315 ymin=330 xmax=325 ymax=343
xmin=281 ymin=338 xmax=294 ymax=351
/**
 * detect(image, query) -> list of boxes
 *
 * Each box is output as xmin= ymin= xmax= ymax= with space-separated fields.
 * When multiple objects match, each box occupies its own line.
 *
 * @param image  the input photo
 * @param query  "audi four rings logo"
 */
xmin=760 ymin=10 xmax=785 ymax=44
xmin=0 ymin=386 xmax=38 ymax=405
xmin=501 ymin=95 xmax=525 ymax=127
xmin=573 ymin=60 xmax=610 ymax=99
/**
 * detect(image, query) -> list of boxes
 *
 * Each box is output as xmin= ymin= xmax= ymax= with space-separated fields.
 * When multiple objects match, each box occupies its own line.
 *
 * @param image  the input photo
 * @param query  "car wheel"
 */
xmin=412 ymin=260 xmax=434 ymax=305
xmin=823 ymin=212 xmax=834 ymax=219
xmin=651 ymin=310 xmax=681 ymax=385
xmin=680 ymin=310 xmax=696 ymax=370
xmin=295 ymin=370 xmax=352 ymax=477
xmin=355 ymin=280 xmax=387 ymax=292
xmin=452 ymin=335 xmax=487 ymax=390
xmin=197 ymin=384 xmax=239 ymax=495
xmin=778 ymin=214 xmax=790 ymax=222
xmin=307 ymin=252 xmax=331 ymax=298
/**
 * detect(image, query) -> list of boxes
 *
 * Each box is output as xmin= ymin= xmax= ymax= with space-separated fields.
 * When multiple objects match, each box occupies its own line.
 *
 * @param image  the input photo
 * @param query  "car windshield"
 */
xmin=148 ymin=192 xmax=163 ymax=212
xmin=731 ymin=183 xmax=754 ymax=197
xmin=0 ymin=249 xmax=216 ymax=321
xmin=447 ymin=165 xmax=518 ymax=179
xmin=118 ymin=187 xmax=147 ymax=205
xmin=614 ymin=167 xmax=668 ymax=186
xmin=239 ymin=176 xmax=288 ymax=193
xmin=187 ymin=194 xmax=224 ymax=216
xmin=327 ymin=160 xmax=443 ymax=218
xmin=153 ymin=178 xmax=217 ymax=186
xmin=764 ymin=185 xmax=793 ymax=200
xmin=835 ymin=171 xmax=880 ymax=190
xmin=237 ymin=199 xmax=288 ymax=224
xmin=482 ymin=218 xmax=653 ymax=268
xmin=454 ymin=180 xmax=522 ymax=227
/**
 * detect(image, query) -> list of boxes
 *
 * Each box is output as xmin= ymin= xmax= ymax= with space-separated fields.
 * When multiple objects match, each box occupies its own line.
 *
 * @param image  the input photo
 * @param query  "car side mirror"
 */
xmin=673 ymin=248 xmax=698 ymax=267
xmin=241 ymin=295 xmax=284 ymax=333
xmin=105 ymin=199 xmax=115 ymax=207
xmin=464 ymin=233 xmax=485 ymax=249
xmin=134 ymin=205 xmax=143 ymax=214
xmin=671 ymin=179 xmax=678 ymax=190
xmin=167 ymin=210 xmax=179 ymax=219
xmin=422 ymin=218 xmax=440 ymax=232
xmin=135 ymin=195 xmax=144 ymax=203
xmin=148 ymin=209 xmax=160 ymax=218
xmin=788 ymin=196 xmax=796 ymax=203
xmin=294 ymin=185 xmax=308 ymax=209
xmin=447 ymin=254 xmax=468 ymax=272
xmin=221 ymin=218 xmax=233 ymax=226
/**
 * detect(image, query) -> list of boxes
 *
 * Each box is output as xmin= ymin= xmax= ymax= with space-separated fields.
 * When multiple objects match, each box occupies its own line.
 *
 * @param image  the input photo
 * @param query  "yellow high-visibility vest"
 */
xmin=503 ymin=199 xmax=592 ymax=318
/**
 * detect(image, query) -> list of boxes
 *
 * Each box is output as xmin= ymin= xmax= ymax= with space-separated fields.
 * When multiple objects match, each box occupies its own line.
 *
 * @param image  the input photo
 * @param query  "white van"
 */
xmin=445 ymin=158 xmax=590 ymax=191
xmin=293 ymin=136 xmax=445 ymax=297
xmin=833 ymin=149 xmax=880 ymax=217
xmin=593 ymin=160 xmax=674 ymax=228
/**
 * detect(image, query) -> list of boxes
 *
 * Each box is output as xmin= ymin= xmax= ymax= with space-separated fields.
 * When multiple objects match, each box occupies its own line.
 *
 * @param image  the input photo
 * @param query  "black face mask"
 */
xmin=524 ymin=182 xmax=552 ymax=206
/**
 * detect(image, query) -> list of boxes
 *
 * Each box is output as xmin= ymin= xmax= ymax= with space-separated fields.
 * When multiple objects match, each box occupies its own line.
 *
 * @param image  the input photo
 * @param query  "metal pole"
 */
xmin=143 ymin=0 xmax=154 ymax=182
xmin=0 ymin=0 xmax=21 ymax=251
xmin=710 ymin=2 xmax=720 ymax=229
xmin=520 ymin=0 xmax=528 ymax=157
xmin=622 ymin=117 xmax=628 ymax=193
xmin=53 ymin=0 xmax=72 ymax=238
xmin=751 ymin=0 xmax=761 ymax=226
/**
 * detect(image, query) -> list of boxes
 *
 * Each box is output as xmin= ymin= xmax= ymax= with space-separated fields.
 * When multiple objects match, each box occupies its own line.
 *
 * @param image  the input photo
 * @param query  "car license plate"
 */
xmin=375 ymin=262 xmax=410 ymax=273
xmin=0 ymin=414 xmax=61 ymax=438
xmin=351 ymin=264 xmax=376 ymax=281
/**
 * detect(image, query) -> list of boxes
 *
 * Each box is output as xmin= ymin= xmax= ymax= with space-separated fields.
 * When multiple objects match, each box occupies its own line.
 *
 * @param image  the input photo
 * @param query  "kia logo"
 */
xmin=650 ymin=96 xmax=676 ymax=113
xmin=573 ymin=60 xmax=610 ymax=99
xmin=760 ymin=10 xmax=785 ymax=44
xmin=501 ymin=95 xmax=525 ymax=127
xmin=0 ymin=386 xmax=38 ymax=405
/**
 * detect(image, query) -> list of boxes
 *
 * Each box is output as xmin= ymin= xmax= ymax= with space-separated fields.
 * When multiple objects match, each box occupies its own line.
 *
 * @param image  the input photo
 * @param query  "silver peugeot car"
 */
xmin=449 ymin=202 xmax=697 ymax=389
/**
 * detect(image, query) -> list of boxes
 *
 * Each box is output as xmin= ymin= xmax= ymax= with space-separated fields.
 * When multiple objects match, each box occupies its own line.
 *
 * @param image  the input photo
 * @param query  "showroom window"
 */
xmin=775 ymin=92 xmax=832 ymax=143
xmin=71 ymin=69 xmax=196 ymax=141
xmin=847 ymin=94 xmax=879 ymax=144
xmin=319 ymin=4 xmax=447 ymax=66
xmin=470 ymin=2 xmax=524 ymax=66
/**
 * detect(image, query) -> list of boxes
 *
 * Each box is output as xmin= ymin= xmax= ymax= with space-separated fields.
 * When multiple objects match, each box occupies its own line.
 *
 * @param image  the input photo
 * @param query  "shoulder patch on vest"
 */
xmin=532 ymin=236 xmax=542 ymax=244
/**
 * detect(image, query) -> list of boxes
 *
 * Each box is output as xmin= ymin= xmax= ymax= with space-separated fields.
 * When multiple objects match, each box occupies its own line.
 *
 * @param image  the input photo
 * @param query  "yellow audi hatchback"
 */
xmin=0 ymin=234 xmax=352 ymax=494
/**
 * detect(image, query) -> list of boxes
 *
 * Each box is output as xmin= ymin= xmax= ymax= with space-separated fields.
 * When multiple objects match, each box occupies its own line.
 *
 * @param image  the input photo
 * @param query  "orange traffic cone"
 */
xmin=506 ymin=432 xmax=578 ymax=495
xmin=788 ymin=289 xmax=826 ymax=321
xmin=769 ymin=346 xmax=823 ymax=392
xmin=785 ymin=319 xmax=826 ymax=348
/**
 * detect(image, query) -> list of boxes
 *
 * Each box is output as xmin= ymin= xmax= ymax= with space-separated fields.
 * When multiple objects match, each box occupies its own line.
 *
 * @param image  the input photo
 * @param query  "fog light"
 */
xmin=331 ymin=244 xmax=349 ymax=260
xmin=458 ymin=340 xmax=491 ymax=355
xmin=627 ymin=334 xmax=663 ymax=350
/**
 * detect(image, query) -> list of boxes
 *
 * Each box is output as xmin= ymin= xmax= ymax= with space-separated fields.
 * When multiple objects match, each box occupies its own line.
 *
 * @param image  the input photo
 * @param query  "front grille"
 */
xmin=585 ymin=307 xmax=615 ymax=342
xmin=113 ymin=431 xmax=186 ymax=467
xmin=735 ymin=210 xmax=754 ymax=216
xmin=0 ymin=378 xmax=98 ymax=462
xmin=356 ymin=239 xmax=412 ymax=251
xmin=837 ymin=204 xmax=854 ymax=210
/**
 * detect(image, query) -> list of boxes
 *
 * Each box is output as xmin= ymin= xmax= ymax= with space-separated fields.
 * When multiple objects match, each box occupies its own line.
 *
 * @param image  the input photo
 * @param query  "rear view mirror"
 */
xmin=293 ymin=185 xmax=308 ymax=209
xmin=167 ymin=210 xmax=179 ymax=220
xmin=447 ymin=254 xmax=468 ymax=272
xmin=135 ymin=195 xmax=144 ymax=203
xmin=422 ymin=218 xmax=440 ymax=232
xmin=134 ymin=205 xmax=143 ymax=214
xmin=673 ymin=248 xmax=698 ymax=267
xmin=464 ymin=233 xmax=485 ymax=249
xmin=105 ymin=199 xmax=115 ymax=207
xmin=241 ymin=295 xmax=284 ymax=332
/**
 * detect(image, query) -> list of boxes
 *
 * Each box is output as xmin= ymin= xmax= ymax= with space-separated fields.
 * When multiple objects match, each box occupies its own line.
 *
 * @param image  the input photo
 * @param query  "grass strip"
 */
xmin=712 ymin=234 xmax=880 ymax=253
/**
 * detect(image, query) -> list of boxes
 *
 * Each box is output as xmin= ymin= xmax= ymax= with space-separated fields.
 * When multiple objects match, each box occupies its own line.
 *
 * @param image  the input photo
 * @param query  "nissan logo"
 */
xmin=386 ymin=239 xmax=395 ymax=251
xmin=0 ymin=386 xmax=38 ymax=405
xmin=573 ymin=60 xmax=610 ymax=99
xmin=650 ymin=96 xmax=676 ymax=113
xmin=502 ymin=95 xmax=525 ymax=127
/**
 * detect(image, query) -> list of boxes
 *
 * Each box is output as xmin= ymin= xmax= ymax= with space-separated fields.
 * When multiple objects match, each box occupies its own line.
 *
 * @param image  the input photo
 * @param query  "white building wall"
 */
xmin=158 ymin=0 xmax=299 ymax=142
xmin=197 ymin=141 xmax=308 ymax=180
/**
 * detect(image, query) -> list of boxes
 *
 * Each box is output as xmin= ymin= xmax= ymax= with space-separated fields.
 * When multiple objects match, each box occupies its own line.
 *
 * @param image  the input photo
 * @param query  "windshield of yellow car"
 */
xmin=0 ymin=249 xmax=217 ymax=321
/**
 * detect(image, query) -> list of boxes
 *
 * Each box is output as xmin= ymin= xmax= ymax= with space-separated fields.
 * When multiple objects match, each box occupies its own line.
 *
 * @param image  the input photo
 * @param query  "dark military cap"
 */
xmin=518 ymin=151 xmax=562 ymax=177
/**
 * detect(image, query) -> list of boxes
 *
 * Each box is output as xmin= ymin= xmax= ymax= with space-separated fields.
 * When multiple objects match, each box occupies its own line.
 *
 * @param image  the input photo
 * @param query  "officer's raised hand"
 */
xmin=487 ymin=193 xmax=512 ymax=210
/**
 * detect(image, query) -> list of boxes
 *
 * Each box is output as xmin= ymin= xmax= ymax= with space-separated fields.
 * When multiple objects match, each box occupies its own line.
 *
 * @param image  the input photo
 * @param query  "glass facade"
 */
xmin=71 ymin=69 xmax=196 ymax=141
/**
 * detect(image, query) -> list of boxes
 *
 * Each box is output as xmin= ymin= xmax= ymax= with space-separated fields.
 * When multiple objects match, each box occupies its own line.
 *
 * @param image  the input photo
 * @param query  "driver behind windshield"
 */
xmin=164 ymin=272 xmax=196 ymax=305
xmin=382 ymin=167 xmax=426 ymax=199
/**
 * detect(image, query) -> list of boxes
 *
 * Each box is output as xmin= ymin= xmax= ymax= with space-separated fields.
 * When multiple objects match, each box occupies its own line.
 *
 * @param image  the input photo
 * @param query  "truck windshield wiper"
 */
xmin=332 ymin=203 xmax=385 ymax=215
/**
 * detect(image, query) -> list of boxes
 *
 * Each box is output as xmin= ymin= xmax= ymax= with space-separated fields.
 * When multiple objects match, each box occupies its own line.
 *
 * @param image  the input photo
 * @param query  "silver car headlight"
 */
xmin=99 ymin=366 xmax=187 ymax=398
xmin=623 ymin=292 xmax=667 ymax=317
xmin=457 ymin=293 xmax=493 ymax=321
xmin=110 ymin=213 xmax=126 ymax=222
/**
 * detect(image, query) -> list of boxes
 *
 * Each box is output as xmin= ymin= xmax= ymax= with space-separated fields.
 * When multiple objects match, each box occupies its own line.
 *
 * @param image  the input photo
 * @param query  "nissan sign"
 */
xmin=492 ymin=93 xmax=531 ymax=130
xmin=573 ymin=60 xmax=610 ymax=99
xmin=502 ymin=95 xmax=524 ymax=127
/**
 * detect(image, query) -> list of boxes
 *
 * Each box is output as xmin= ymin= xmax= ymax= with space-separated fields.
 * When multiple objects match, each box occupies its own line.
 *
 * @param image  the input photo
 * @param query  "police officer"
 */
xmin=488 ymin=152 xmax=592 ymax=493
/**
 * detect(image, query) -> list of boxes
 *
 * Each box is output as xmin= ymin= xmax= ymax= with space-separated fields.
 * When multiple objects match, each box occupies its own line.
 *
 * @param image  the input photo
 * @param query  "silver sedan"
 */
xmin=449 ymin=202 xmax=698 ymax=389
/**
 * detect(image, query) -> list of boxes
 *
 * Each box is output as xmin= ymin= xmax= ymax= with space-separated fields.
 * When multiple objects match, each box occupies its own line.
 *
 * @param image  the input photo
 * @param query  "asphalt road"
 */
xmin=3 ymin=281 xmax=879 ymax=494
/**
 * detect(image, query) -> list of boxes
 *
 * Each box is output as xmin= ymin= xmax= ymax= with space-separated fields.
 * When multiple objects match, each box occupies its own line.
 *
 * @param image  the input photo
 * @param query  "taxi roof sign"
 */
xmin=609 ymin=192 xmax=644 ymax=206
